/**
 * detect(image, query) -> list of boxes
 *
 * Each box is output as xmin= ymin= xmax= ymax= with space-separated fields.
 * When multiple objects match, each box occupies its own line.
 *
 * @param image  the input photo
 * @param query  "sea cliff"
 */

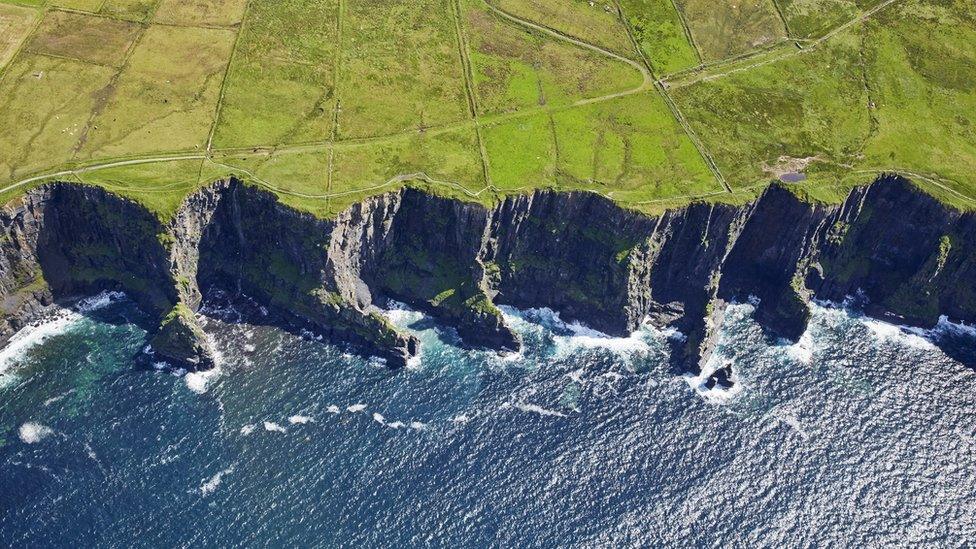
xmin=1 ymin=175 xmax=973 ymax=378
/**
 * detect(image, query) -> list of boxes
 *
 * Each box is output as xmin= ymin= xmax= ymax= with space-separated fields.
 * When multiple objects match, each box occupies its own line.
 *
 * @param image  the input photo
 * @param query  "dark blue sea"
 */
xmin=1 ymin=292 xmax=975 ymax=547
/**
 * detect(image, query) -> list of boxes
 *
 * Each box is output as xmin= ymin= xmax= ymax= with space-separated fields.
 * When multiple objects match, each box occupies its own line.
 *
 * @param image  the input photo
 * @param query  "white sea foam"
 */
xmin=347 ymin=404 xmax=367 ymax=413
xmin=862 ymin=318 xmax=936 ymax=350
xmin=771 ymin=412 xmax=811 ymax=441
xmin=18 ymin=422 xmax=54 ymax=444
xmin=0 ymin=373 xmax=18 ymax=390
xmin=684 ymin=353 xmax=743 ymax=405
xmin=326 ymin=405 xmax=341 ymax=414
xmin=240 ymin=424 xmax=256 ymax=436
xmin=185 ymin=367 xmax=221 ymax=394
xmin=263 ymin=421 xmax=287 ymax=433
xmin=381 ymin=300 xmax=423 ymax=326
xmin=75 ymin=291 xmax=125 ymax=313
xmin=500 ymin=401 xmax=568 ymax=418
xmin=662 ymin=327 xmax=686 ymax=342
xmin=450 ymin=414 xmax=470 ymax=424
xmin=932 ymin=316 xmax=976 ymax=338
xmin=372 ymin=413 xmax=385 ymax=425
xmin=0 ymin=293 xmax=125 ymax=384
xmin=288 ymin=415 xmax=314 ymax=425
xmin=43 ymin=390 xmax=72 ymax=406
xmin=84 ymin=442 xmax=99 ymax=463
xmin=785 ymin=330 xmax=814 ymax=365
xmin=0 ymin=311 xmax=80 ymax=373
xmin=387 ymin=421 xmax=405 ymax=429
xmin=811 ymin=297 xmax=969 ymax=351
xmin=406 ymin=348 xmax=423 ymax=370
xmin=409 ymin=421 xmax=427 ymax=431
xmin=499 ymin=306 xmax=653 ymax=358
xmin=199 ymin=467 xmax=234 ymax=497
xmin=566 ymin=369 xmax=585 ymax=383
xmin=500 ymin=351 xmax=523 ymax=362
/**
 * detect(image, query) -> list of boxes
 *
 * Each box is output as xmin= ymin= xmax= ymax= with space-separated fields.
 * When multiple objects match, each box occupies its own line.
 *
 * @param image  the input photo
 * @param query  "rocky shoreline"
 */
xmin=0 ymin=175 xmax=973 ymax=380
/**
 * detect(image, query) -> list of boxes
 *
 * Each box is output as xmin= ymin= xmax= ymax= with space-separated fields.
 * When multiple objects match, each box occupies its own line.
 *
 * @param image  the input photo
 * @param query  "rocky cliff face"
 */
xmin=0 ymin=175 xmax=973 ymax=375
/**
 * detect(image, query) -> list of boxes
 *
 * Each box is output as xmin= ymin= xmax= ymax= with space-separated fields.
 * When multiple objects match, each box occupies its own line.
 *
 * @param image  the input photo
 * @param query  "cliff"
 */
xmin=0 ymin=175 xmax=973 ymax=376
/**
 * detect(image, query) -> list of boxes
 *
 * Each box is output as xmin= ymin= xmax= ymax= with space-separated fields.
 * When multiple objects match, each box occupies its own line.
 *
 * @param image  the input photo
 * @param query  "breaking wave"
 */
xmin=0 ymin=291 xmax=126 ymax=385
xmin=18 ymin=422 xmax=54 ymax=444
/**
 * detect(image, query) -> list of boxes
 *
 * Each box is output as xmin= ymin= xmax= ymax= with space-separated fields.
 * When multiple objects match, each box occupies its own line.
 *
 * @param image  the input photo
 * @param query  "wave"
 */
xmin=768 ymin=410 xmax=811 ymax=441
xmin=783 ymin=330 xmax=814 ymax=365
xmin=499 ymin=306 xmax=656 ymax=359
xmin=288 ymin=415 xmax=314 ymax=425
xmin=500 ymin=401 xmax=568 ymax=418
xmin=0 ymin=291 xmax=127 ymax=384
xmin=199 ymin=466 xmax=234 ymax=497
xmin=931 ymin=316 xmax=976 ymax=338
xmin=184 ymin=369 xmax=218 ymax=394
xmin=380 ymin=300 xmax=424 ymax=327
xmin=18 ymin=422 xmax=54 ymax=444
xmin=74 ymin=291 xmax=126 ymax=313
xmin=0 ymin=311 xmax=81 ymax=376
xmin=347 ymin=404 xmax=367 ymax=413
xmin=263 ymin=421 xmax=287 ymax=433
xmin=684 ymin=352 xmax=743 ymax=405
xmin=809 ymin=298 xmax=968 ymax=352
xmin=861 ymin=318 xmax=936 ymax=350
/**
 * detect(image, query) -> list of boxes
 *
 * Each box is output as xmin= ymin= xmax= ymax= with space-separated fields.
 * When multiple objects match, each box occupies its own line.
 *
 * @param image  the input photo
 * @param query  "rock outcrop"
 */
xmin=0 ymin=175 xmax=973 ymax=374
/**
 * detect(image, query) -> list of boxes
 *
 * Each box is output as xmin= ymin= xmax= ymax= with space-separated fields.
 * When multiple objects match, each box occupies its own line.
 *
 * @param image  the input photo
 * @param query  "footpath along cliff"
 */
xmin=0 ymin=175 xmax=973 ymax=381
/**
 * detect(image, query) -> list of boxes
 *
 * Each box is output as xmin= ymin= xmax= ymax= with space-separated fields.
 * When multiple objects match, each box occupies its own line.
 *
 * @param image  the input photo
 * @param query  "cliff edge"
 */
xmin=0 ymin=175 xmax=972 ymax=375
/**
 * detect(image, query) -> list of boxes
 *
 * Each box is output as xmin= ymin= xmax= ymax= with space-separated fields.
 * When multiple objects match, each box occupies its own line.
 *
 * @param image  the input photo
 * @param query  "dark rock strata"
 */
xmin=0 ymin=175 xmax=973 ymax=373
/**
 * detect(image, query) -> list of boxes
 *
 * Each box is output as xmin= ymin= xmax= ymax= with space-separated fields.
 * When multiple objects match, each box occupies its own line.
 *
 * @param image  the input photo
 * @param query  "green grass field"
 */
xmin=675 ymin=0 xmax=787 ymax=61
xmin=0 ymin=0 xmax=973 ymax=219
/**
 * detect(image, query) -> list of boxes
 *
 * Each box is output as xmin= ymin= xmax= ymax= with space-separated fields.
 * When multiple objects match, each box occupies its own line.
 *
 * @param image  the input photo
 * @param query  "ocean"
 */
xmin=1 ymin=293 xmax=975 ymax=547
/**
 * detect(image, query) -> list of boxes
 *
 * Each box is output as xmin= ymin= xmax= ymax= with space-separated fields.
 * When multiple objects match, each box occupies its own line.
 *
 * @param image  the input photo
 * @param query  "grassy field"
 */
xmin=489 ymin=0 xmax=637 ymax=59
xmin=0 ymin=0 xmax=973 ymax=220
xmin=210 ymin=0 xmax=340 ymax=149
xmin=675 ymin=0 xmax=788 ymax=61
xmin=0 ymin=3 xmax=37 ymax=69
xmin=617 ymin=0 xmax=700 ymax=74
xmin=670 ymin=0 xmax=976 ymax=209
xmin=670 ymin=28 xmax=871 ymax=186
xmin=336 ymin=0 xmax=468 ymax=139
xmin=464 ymin=0 xmax=643 ymax=115
xmin=26 ymin=10 xmax=141 ymax=66
xmin=777 ymin=0 xmax=885 ymax=38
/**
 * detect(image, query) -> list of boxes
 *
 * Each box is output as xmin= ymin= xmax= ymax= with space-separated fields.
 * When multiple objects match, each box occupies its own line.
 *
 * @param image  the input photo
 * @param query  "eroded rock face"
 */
xmin=0 ymin=175 xmax=973 ymax=374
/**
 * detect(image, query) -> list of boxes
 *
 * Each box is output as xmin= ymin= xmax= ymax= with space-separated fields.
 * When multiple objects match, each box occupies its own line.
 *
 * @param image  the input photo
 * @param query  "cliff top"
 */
xmin=0 ymin=0 xmax=974 ymax=219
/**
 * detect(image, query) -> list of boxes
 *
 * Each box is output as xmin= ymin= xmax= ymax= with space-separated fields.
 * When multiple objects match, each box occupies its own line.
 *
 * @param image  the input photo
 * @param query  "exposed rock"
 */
xmin=150 ymin=304 xmax=215 ymax=370
xmin=0 ymin=174 xmax=973 ymax=378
